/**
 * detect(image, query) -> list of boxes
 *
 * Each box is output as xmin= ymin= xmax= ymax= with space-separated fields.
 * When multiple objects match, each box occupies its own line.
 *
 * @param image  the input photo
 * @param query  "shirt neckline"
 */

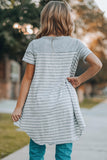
xmin=41 ymin=36 xmax=72 ymax=39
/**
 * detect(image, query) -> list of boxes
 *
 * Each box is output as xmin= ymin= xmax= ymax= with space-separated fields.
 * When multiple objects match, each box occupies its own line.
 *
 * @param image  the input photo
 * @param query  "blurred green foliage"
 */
xmin=0 ymin=0 xmax=41 ymax=62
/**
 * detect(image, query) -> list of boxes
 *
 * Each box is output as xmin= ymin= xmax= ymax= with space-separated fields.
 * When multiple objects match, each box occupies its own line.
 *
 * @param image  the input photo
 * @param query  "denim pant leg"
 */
xmin=55 ymin=143 xmax=73 ymax=160
xmin=29 ymin=138 xmax=46 ymax=160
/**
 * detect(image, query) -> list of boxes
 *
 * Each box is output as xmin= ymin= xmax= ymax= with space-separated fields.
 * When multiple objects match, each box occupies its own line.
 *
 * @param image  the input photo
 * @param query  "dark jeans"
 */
xmin=29 ymin=138 xmax=73 ymax=160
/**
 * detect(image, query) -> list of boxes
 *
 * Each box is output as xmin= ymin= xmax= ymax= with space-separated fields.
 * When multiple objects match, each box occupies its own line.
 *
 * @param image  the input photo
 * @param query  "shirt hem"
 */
xmin=13 ymin=121 xmax=86 ymax=146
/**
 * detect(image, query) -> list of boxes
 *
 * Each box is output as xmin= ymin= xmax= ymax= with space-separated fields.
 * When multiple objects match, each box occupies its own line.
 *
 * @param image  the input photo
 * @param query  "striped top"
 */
xmin=14 ymin=36 xmax=93 ymax=145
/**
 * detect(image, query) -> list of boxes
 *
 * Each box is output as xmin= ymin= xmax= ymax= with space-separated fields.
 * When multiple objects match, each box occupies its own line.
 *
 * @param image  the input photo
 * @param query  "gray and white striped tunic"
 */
xmin=14 ymin=36 xmax=93 ymax=145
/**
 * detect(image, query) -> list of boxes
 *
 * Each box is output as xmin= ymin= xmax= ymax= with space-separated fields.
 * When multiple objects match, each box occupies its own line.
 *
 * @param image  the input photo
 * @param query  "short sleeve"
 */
xmin=77 ymin=39 xmax=94 ymax=64
xmin=22 ymin=41 xmax=36 ymax=65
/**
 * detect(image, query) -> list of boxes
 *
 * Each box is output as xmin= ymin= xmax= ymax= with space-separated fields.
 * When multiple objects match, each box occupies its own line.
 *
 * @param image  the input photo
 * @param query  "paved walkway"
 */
xmin=0 ymin=99 xmax=17 ymax=113
xmin=1 ymin=99 xmax=107 ymax=160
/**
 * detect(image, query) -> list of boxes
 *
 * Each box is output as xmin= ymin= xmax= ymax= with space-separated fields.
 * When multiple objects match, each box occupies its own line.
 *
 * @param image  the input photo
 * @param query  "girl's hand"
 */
xmin=66 ymin=76 xmax=81 ymax=88
xmin=11 ymin=107 xmax=23 ymax=122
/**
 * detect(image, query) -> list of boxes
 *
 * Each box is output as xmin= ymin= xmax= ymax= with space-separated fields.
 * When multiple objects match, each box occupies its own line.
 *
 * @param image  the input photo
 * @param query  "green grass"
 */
xmin=80 ymin=97 xmax=105 ymax=109
xmin=0 ymin=113 xmax=30 ymax=159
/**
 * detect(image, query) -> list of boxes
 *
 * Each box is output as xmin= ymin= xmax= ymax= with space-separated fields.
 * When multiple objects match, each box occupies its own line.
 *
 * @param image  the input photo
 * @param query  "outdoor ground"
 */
xmin=0 ymin=97 xmax=106 ymax=160
xmin=0 ymin=114 xmax=29 ymax=159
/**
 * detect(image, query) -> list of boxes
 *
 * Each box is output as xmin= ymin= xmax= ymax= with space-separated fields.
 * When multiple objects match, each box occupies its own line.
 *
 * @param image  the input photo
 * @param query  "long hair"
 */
xmin=36 ymin=0 xmax=74 ymax=39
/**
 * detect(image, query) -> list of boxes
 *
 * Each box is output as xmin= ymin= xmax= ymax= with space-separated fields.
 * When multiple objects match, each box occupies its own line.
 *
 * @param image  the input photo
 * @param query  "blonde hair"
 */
xmin=36 ymin=0 xmax=74 ymax=39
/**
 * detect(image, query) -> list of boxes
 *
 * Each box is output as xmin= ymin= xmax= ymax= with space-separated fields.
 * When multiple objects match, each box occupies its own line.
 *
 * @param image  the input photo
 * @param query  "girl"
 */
xmin=11 ymin=1 xmax=102 ymax=160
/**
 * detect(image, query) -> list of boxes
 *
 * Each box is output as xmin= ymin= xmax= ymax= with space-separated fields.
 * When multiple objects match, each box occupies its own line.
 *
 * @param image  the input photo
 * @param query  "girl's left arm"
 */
xmin=11 ymin=63 xmax=35 ymax=122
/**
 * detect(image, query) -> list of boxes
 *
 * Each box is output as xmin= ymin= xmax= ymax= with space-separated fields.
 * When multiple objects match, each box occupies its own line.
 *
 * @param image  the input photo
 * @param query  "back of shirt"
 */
xmin=22 ymin=36 xmax=93 ymax=78
xmin=22 ymin=36 xmax=93 ymax=98
xmin=14 ymin=36 xmax=94 ymax=145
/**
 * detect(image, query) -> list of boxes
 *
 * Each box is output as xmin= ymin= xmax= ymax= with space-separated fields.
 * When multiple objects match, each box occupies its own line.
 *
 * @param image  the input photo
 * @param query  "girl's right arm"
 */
xmin=67 ymin=53 xmax=103 ymax=88
xmin=78 ymin=53 xmax=103 ymax=84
